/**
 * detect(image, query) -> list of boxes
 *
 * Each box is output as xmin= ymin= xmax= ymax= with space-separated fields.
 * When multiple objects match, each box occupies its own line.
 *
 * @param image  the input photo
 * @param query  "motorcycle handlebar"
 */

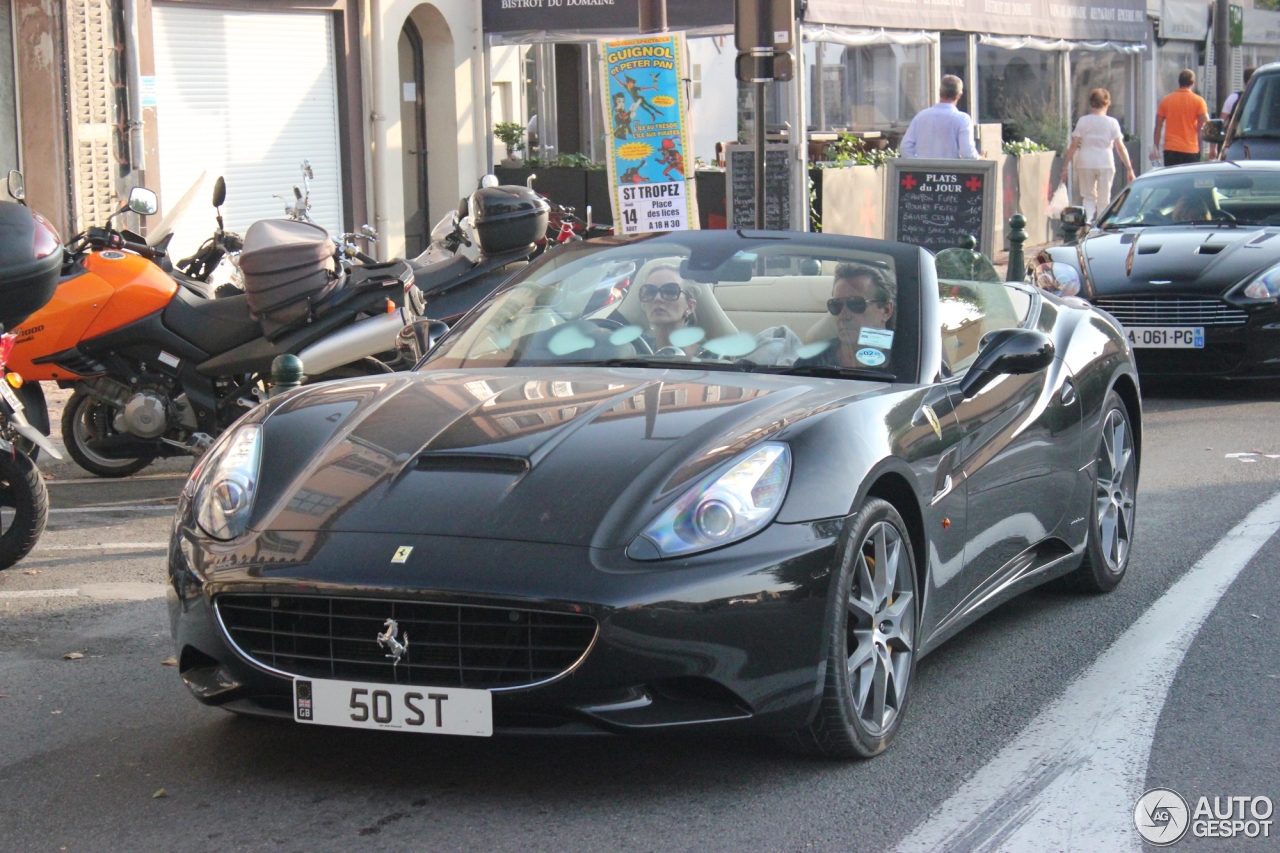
xmin=122 ymin=239 xmax=163 ymax=260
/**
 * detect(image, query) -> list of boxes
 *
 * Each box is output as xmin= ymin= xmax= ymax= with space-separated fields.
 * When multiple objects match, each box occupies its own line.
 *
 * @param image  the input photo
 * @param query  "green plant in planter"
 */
xmin=494 ymin=121 xmax=526 ymax=161
xmin=1002 ymin=137 xmax=1053 ymax=156
xmin=552 ymin=152 xmax=603 ymax=169
xmin=822 ymin=132 xmax=900 ymax=168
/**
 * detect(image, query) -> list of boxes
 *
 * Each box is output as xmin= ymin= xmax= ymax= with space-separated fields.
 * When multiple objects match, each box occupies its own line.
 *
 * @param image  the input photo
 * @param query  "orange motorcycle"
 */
xmin=9 ymin=184 xmax=423 ymax=477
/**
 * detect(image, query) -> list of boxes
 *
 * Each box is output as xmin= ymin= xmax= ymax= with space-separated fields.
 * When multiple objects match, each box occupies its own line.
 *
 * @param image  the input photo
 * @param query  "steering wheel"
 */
xmin=589 ymin=318 xmax=652 ymax=354
xmin=1211 ymin=208 xmax=1236 ymax=222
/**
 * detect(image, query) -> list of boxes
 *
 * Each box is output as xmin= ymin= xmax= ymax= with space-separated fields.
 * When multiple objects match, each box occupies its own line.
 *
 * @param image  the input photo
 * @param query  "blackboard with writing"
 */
xmin=887 ymin=160 xmax=997 ymax=256
xmin=728 ymin=144 xmax=791 ymax=231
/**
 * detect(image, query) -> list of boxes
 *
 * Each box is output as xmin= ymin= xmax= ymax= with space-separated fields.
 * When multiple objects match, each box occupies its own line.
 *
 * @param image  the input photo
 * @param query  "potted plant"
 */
xmin=494 ymin=121 xmax=525 ymax=168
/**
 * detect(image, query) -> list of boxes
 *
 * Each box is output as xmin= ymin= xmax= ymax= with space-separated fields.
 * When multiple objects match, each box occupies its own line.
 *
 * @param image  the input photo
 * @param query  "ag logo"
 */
xmin=1134 ymin=788 xmax=1190 ymax=846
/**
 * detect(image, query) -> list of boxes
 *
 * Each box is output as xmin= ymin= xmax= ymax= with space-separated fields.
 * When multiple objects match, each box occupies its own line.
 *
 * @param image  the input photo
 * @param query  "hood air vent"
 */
xmin=415 ymin=453 xmax=530 ymax=475
xmin=1196 ymin=243 xmax=1225 ymax=255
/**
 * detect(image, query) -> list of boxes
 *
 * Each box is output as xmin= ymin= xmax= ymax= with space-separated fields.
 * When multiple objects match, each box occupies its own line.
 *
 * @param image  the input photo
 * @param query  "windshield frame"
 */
xmin=418 ymin=231 xmax=927 ymax=384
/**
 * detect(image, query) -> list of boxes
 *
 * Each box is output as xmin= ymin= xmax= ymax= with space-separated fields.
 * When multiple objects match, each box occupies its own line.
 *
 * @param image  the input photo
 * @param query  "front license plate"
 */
xmin=293 ymin=678 xmax=492 ymax=737
xmin=0 ymin=381 xmax=22 ymax=413
xmin=1124 ymin=326 xmax=1204 ymax=348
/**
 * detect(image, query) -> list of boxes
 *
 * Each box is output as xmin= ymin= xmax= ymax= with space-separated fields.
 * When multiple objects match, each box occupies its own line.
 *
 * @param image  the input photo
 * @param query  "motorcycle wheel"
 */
xmin=0 ymin=448 xmax=48 ymax=570
xmin=61 ymin=392 xmax=156 ymax=478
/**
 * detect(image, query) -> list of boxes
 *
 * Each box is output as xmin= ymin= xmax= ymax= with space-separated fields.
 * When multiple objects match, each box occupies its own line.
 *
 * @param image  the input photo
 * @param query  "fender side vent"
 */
xmin=1137 ymin=244 xmax=1161 ymax=255
xmin=415 ymin=453 xmax=530 ymax=475
xmin=1196 ymin=244 xmax=1225 ymax=255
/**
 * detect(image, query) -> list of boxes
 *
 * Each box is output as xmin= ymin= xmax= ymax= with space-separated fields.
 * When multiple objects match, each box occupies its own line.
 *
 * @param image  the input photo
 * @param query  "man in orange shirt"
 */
xmin=1151 ymin=69 xmax=1209 ymax=167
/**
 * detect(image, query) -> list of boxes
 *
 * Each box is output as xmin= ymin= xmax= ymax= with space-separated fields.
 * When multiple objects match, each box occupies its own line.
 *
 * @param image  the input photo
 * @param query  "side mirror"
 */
xmin=396 ymin=318 xmax=449 ymax=362
xmin=479 ymin=174 xmax=498 ymax=189
xmin=212 ymin=176 xmax=226 ymax=208
xmin=128 ymin=186 xmax=159 ymax=216
xmin=1202 ymin=118 xmax=1226 ymax=146
xmin=7 ymin=170 xmax=25 ymax=203
xmin=959 ymin=329 xmax=1055 ymax=398
xmin=302 ymin=159 xmax=314 ymax=180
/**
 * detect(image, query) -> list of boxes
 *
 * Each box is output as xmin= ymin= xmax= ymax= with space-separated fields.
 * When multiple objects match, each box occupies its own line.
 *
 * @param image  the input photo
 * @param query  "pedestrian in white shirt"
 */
xmin=1060 ymin=88 xmax=1135 ymax=223
xmin=901 ymin=76 xmax=979 ymax=160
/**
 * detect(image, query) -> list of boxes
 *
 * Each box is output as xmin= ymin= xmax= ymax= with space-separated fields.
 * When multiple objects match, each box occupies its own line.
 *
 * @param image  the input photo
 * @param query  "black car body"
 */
xmin=1214 ymin=62 xmax=1280 ymax=163
xmin=168 ymin=230 xmax=1141 ymax=757
xmin=1045 ymin=162 xmax=1280 ymax=377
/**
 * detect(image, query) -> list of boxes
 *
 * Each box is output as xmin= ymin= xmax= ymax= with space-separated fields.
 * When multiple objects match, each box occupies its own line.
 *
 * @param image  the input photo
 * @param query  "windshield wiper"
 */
xmin=548 ymin=357 xmax=750 ymax=372
xmin=771 ymin=364 xmax=895 ymax=382
xmin=1171 ymin=220 xmax=1239 ymax=228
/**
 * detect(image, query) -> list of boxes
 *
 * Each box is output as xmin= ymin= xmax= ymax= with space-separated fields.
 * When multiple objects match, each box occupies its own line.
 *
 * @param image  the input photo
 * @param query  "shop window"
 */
xmin=1157 ymin=42 xmax=1205 ymax=102
xmin=979 ymin=45 xmax=1066 ymax=148
xmin=804 ymin=42 xmax=929 ymax=131
xmin=1071 ymin=50 xmax=1134 ymax=132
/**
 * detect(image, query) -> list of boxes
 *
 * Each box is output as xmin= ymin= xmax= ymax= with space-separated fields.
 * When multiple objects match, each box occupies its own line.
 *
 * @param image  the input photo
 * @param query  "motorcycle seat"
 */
xmin=162 ymin=285 xmax=262 ymax=357
xmin=408 ymin=254 xmax=474 ymax=295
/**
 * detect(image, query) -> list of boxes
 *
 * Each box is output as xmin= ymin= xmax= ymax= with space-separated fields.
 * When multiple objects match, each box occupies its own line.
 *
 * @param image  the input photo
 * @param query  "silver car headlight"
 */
xmin=631 ymin=443 xmax=791 ymax=560
xmin=191 ymin=424 xmax=263 ymax=541
xmin=1239 ymin=264 xmax=1280 ymax=301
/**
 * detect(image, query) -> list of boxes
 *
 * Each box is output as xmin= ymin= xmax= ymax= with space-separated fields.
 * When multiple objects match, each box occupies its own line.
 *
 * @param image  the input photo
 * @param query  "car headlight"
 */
xmin=630 ymin=443 xmax=791 ymax=560
xmin=191 ymin=424 xmax=263 ymax=540
xmin=1240 ymin=264 xmax=1280 ymax=301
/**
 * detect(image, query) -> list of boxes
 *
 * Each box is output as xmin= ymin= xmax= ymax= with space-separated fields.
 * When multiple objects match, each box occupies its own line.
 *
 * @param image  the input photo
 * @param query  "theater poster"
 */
xmin=600 ymin=33 xmax=697 ymax=234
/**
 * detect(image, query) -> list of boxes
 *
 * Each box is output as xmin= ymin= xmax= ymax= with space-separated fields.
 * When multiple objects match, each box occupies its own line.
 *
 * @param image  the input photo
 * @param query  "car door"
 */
xmin=933 ymin=283 xmax=1082 ymax=632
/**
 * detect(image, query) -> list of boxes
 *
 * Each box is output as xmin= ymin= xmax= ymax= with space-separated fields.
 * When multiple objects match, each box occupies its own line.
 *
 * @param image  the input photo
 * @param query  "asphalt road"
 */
xmin=1 ymin=380 xmax=1278 ymax=852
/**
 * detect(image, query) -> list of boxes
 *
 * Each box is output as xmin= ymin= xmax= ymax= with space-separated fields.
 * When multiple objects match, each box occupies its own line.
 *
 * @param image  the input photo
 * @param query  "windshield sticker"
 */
xmin=856 ymin=347 xmax=887 ymax=367
xmin=858 ymin=327 xmax=894 ymax=348
xmin=608 ymin=325 xmax=645 ymax=346
xmin=669 ymin=326 xmax=706 ymax=348
xmin=548 ymin=325 xmax=597 ymax=356
xmin=1194 ymin=178 xmax=1215 ymax=188
xmin=703 ymin=331 xmax=758 ymax=357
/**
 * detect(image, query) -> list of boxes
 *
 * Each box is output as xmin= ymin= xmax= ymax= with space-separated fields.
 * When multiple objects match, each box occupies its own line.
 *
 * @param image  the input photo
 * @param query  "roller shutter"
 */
xmin=67 ymin=0 xmax=118 ymax=232
xmin=152 ymin=6 xmax=344 ymax=257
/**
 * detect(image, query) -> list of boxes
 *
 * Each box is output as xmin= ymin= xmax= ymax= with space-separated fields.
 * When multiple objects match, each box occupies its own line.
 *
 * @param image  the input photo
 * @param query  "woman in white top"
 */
xmin=1060 ymin=88 xmax=1135 ymax=223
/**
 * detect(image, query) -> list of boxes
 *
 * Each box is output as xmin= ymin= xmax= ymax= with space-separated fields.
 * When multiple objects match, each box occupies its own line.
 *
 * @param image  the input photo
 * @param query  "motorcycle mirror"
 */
xmin=526 ymin=174 xmax=537 ymax=189
xmin=302 ymin=160 xmax=313 ymax=180
xmin=480 ymin=174 xmax=498 ymax=189
xmin=293 ymin=186 xmax=303 ymax=200
xmin=360 ymin=224 xmax=378 ymax=241
xmin=6 ymin=170 xmax=25 ymax=203
xmin=212 ymin=176 xmax=226 ymax=208
xmin=128 ymin=186 xmax=159 ymax=216
xmin=456 ymin=196 xmax=469 ymax=219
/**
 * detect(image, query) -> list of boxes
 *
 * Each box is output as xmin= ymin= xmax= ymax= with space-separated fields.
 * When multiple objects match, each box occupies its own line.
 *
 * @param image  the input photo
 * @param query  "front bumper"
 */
xmin=1097 ymin=299 xmax=1280 ymax=377
xmin=167 ymin=517 xmax=842 ymax=737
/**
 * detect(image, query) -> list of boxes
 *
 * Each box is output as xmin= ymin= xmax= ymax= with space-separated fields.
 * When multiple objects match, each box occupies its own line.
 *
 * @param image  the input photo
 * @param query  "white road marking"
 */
xmin=895 ymin=489 xmax=1280 ymax=853
xmin=0 ymin=583 xmax=169 ymax=601
xmin=0 ymin=588 xmax=81 ymax=599
xmin=44 ymin=472 xmax=189 ymax=485
xmin=34 ymin=542 xmax=168 ymax=551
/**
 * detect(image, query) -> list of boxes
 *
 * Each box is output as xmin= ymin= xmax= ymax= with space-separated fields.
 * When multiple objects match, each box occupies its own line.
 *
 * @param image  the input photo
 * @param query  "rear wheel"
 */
xmin=788 ymin=498 xmax=918 ymax=759
xmin=1064 ymin=391 xmax=1137 ymax=593
xmin=0 ymin=448 xmax=48 ymax=570
xmin=61 ymin=391 xmax=155 ymax=478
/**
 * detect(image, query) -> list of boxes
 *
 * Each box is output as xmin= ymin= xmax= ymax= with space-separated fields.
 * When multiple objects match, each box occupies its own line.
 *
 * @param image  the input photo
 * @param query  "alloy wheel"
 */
xmin=846 ymin=520 xmax=915 ymax=735
xmin=1095 ymin=407 xmax=1136 ymax=573
xmin=70 ymin=396 xmax=143 ymax=471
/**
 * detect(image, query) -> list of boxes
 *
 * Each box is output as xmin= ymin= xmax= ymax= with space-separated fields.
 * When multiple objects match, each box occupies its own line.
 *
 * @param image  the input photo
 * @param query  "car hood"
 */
xmin=1081 ymin=226 xmax=1280 ymax=297
xmin=247 ymin=368 xmax=886 ymax=549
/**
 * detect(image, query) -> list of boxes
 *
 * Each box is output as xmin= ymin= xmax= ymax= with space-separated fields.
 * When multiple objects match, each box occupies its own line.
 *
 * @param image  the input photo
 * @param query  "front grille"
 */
xmin=216 ymin=594 xmax=598 ymax=689
xmin=1094 ymin=297 xmax=1247 ymax=327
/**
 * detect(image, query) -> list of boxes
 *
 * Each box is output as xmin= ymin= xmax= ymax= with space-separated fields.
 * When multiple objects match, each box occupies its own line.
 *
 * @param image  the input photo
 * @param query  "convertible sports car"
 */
xmin=168 ymin=230 xmax=1141 ymax=758
xmin=1044 ymin=161 xmax=1280 ymax=377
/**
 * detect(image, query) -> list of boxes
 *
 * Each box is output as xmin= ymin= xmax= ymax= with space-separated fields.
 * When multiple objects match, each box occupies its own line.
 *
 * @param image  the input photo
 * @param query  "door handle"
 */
xmin=1060 ymin=377 xmax=1077 ymax=406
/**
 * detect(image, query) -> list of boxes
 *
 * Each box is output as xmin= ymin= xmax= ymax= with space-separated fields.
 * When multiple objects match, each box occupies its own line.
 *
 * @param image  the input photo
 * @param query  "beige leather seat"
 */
xmin=614 ymin=258 xmax=739 ymax=341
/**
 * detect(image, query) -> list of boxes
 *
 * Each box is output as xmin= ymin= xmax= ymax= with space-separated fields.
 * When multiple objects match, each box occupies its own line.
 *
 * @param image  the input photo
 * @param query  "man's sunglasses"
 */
xmin=827 ymin=296 xmax=883 ymax=316
xmin=639 ymin=282 xmax=686 ymax=302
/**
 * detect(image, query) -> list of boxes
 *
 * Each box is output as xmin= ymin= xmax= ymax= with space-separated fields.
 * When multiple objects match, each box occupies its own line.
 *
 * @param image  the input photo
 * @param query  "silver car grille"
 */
xmin=1093 ymin=297 xmax=1248 ymax=327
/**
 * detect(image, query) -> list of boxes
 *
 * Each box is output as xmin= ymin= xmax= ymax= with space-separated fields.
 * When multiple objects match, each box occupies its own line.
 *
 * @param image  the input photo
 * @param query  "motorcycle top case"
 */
xmin=0 ymin=201 xmax=62 ymax=332
xmin=470 ymin=185 xmax=549 ymax=255
xmin=240 ymin=219 xmax=338 ymax=337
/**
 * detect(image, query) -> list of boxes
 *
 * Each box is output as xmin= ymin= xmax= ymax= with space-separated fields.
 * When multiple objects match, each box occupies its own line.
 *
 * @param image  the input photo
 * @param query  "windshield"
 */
xmin=1237 ymin=73 xmax=1280 ymax=138
xmin=1099 ymin=170 xmax=1280 ymax=228
xmin=421 ymin=233 xmax=921 ymax=381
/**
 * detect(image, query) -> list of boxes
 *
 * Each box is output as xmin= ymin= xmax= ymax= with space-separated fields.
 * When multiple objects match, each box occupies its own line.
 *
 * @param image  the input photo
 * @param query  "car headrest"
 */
xmin=616 ymin=259 xmax=739 ymax=342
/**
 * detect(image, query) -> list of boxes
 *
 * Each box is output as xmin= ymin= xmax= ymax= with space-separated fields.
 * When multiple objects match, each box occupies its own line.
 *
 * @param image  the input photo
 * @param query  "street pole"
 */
xmin=755 ymin=78 xmax=766 ymax=229
xmin=639 ymin=0 xmax=667 ymax=33
xmin=1214 ymin=0 xmax=1232 ymax=116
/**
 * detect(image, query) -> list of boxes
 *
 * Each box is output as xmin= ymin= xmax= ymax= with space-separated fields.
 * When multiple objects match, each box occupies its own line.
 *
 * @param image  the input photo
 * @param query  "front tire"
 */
xmin=61 ymin=391 xmax=155 ymax=478
xmin=1064 ymin=390 xmax=1137 ymax=593
xmin=0 ymin=448 xmax=48 ymax=570
xmin=788 ymin=498 xmax=919 ymax=759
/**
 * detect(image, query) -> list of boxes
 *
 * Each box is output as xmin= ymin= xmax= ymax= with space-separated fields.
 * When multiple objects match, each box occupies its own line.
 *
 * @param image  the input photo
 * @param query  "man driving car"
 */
xmin=799 ymin=263 xmax=896 ymax=369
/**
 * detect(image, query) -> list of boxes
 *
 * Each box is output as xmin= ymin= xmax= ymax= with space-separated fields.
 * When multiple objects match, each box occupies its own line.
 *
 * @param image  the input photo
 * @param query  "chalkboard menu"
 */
xmin=727 ymin=144 xmax=792 ymax=231
xmin=886 ymin=159 xmax=997 ymax=256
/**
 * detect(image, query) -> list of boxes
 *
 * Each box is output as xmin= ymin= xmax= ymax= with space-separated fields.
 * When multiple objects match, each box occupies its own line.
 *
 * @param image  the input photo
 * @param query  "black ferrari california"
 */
xmin=1044 ymin=161 xmax=1280 ymax=377
xmin=168 ymin=230 xmax=1141 ymax=758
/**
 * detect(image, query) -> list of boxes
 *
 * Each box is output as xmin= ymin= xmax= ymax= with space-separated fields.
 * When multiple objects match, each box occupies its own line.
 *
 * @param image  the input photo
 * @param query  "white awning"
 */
xmin=802 ymin=25 xmax=939 ymax=47
xmin=979 ymin=34 xmax=1147 ymax=52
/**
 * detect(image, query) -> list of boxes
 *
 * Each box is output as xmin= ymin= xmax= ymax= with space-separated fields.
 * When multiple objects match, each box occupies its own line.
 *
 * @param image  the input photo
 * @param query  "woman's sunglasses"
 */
xmin=827 ymin=296 xmax=883 ymax=316
xmin=639 ymin=282 xmax=686 ymax=302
